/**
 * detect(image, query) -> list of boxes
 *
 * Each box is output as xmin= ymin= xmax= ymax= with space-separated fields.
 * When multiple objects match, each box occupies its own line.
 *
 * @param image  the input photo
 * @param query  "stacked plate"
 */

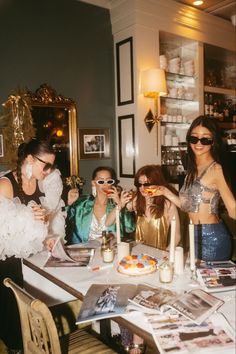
xmin=168 ymin=57 xmax=181 ymax=74
xmin=183 ymin=60 xmax=195 ymax=76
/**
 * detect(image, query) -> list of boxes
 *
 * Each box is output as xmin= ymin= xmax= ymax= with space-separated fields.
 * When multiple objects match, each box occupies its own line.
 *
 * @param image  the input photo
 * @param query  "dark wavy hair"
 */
xmin=16 ymin=139 xmax=55 ymax=203
xmin=185 ymin=115 xmax=226 ymax=187
xmin=92 ymin=166 xmax=118 ymax=184
xmin=134 ymin=164 xmax=177 ymax=218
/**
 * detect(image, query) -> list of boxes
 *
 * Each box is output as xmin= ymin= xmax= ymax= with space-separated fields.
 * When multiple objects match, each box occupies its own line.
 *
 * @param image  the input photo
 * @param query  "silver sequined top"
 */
xmin=179 ymin=161 xmax=220 ymax=214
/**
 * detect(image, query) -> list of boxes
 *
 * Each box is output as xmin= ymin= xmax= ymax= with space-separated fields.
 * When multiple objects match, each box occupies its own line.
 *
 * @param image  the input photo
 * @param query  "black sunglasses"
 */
xmin=188 ymin=136 xmax=213 ymax=145
xmin=95 ymin=179 xmax=115 ymax=185
xmin=33 ymin=155 xmax=55 ymax=171
xmin=135 ymin=182 xmax=153 ymax=188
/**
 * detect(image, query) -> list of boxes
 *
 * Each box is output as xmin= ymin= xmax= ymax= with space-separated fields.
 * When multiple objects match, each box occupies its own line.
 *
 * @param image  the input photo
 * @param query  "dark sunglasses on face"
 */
xmin=33 ymin=155 xmax=55 ymax=171
xmin=95 ymin=179 xmax=115 ymax=185
xmin=188 ymin=136 xmax=213 ymax=145
xmin=135 ymin=182 xmax=153 ymax=188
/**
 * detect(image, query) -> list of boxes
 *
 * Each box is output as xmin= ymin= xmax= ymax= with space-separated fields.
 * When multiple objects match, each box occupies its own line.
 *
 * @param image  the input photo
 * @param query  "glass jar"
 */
xmin=159 ymin=261 xmax=174 ymax=283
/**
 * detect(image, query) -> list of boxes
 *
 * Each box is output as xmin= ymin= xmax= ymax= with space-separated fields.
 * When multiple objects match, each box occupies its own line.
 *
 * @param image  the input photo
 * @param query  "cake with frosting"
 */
xmin=118 ymin=254 xmax=157 ymax=275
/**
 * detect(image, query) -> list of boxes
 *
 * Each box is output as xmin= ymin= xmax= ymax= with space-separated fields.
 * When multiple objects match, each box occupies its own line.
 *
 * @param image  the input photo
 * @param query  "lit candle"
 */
xmin=159 ymin=261 xmax=174 ymax=283
xmin=116 ymin=205 xmax=121 ymax=244
xmin=189 ymin=220 xmax=195 ymax=271
xmin=169 ymin=216 xmax=176 ymax=263
xmin=102 ymin=248 xmax=114 ymax=263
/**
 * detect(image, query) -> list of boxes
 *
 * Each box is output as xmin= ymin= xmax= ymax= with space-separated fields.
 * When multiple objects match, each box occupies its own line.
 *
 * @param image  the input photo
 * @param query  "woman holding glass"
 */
xmin=65 ymin=166 xmax=135 ymax=244
xmin=156 ymin=116 xmax=235 ymax=261
xmin=0 ymin=139 xmax=61 ymax=353
xmin=128 ymin=164 xmax=181 ymax=249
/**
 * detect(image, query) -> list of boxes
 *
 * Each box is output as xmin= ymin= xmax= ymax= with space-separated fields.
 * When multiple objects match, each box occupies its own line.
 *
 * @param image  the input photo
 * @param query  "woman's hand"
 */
xmin=120 ymin=190 xmax=133 ymax=208
xmin=67 ymin=188 xmax=79 ymax=206
xmin=31 ymin=204 xmax=47 ymax=222
xmin=108 ymin=187 xmax=132 ymax=209
xmin=44 ymin=237 xmax=57 ymax=251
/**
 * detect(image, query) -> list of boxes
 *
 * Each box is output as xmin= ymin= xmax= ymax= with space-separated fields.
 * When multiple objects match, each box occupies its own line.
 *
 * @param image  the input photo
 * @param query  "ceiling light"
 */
xmin=193 ymin=1 xmax=204 ymax=5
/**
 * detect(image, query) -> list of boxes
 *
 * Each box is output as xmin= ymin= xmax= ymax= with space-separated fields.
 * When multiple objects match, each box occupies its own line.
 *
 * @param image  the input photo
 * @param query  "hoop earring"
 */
xmin=92 ymin=186 xmax=97 ymax=197
xmin=25 ymin=163 xmax=33 ymax=179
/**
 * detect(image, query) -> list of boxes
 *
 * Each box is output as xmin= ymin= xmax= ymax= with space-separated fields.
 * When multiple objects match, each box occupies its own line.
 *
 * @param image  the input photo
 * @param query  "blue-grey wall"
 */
xmin=0 ymin=0 xmax=116 ymax=193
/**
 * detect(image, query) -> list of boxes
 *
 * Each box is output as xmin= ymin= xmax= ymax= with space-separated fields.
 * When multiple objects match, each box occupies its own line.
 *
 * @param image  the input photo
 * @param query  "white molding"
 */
xmin=110 ymin=0 xmax=236 ymax=51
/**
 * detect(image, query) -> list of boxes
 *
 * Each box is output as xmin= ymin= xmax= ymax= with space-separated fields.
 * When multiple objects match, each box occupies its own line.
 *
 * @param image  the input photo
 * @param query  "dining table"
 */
xmin=22 ymin=243 xmax=236 ymax=353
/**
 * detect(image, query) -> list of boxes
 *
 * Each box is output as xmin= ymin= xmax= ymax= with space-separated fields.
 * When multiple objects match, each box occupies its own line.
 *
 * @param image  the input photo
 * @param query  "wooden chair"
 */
xmin=4 ymin=278 xmax=117 ymax=354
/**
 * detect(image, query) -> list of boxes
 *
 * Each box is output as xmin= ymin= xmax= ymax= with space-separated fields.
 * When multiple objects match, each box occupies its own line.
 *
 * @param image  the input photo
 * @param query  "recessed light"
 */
xmin=193 ymin=0 xmax=204 ymax=5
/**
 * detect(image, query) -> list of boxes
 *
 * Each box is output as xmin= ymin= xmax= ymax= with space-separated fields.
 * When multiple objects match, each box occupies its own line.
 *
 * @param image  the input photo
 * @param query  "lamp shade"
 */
xmin=141 ymin=68 xmax=167 ymax=97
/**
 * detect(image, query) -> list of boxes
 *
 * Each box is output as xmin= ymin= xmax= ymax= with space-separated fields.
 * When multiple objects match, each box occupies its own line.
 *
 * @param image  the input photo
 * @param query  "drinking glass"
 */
xmin=143 ymin=185 xmax=158 ymax=197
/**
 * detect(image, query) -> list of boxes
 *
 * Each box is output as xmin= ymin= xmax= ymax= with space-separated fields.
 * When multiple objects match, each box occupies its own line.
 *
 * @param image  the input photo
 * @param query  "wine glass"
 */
xmin=143 ymin=185 xmax=158 ymax=207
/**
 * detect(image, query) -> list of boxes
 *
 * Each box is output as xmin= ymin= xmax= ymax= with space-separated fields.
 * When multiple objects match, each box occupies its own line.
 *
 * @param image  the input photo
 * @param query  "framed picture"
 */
xmin=0 ymin=134 xmax=3 ymax=157
xmin=118 ymin=115 xmax=135 ymax=177
xmin=116 ymin=37 xmax=134 ymax=106
xmin=79 ymin=128 xmax=110 ymax=160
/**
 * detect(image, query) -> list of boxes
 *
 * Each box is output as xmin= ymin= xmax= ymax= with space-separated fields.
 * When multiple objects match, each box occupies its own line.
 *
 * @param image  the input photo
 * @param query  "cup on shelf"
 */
xmin=168 ymin=87 xmax=178 ymax=98
xmin=172 ymin=136 xmax=179 ymax=146
xmin=164 ymin=134 xmax=172 ymax=146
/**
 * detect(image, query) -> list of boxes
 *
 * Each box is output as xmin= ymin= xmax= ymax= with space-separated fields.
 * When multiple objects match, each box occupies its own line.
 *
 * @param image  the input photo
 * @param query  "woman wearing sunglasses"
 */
xmin=66 ymin=166 xmax=135 ymax=244
xmin=156 ymin=116 xmax=235 ymax=261
xmin=0 ymin=138 xmax=68 ymax=353
xmin=130 ymin=164 xmax=181 ymax=250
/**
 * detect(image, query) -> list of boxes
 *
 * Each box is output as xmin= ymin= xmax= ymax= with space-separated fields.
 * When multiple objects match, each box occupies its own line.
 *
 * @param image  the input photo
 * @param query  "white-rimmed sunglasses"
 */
xmin=95 ymin=179 xmax=115 ymax=185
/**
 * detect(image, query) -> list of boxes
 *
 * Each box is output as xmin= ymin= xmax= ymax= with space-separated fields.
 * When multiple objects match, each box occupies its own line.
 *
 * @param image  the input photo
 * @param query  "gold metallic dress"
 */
xmin=135 ymin=215 xmax=169 ymax=249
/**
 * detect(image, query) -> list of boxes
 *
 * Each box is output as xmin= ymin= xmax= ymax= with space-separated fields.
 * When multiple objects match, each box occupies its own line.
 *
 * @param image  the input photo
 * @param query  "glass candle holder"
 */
xmin=159 ymin=261 xmax=174 ymax=283
xmin=102 ymin=248 xmax=114 ymax=263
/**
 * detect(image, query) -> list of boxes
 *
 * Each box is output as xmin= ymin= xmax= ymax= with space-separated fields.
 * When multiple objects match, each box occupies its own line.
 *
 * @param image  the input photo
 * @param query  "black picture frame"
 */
xmin=116 ymin=37 xmax=134 ymax=106
xmin=79 ymin=128 xmax=110 ymax=160
xmin=118 ymin=115 xmax=135 ymax=177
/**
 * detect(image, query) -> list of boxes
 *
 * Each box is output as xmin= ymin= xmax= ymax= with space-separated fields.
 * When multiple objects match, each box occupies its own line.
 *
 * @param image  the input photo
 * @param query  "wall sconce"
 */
xmin=141 ymin=68 xmax=167 ymax=132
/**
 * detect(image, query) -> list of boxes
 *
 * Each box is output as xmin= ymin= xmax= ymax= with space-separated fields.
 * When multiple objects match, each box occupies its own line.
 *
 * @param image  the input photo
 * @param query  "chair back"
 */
xmin=4 ymin=277 xmax=62 ymax=354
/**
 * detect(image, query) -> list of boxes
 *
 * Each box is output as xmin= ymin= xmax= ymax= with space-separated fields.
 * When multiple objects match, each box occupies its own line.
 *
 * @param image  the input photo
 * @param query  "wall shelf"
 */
xmin=204 ymin=85 xmax=236 ymax=97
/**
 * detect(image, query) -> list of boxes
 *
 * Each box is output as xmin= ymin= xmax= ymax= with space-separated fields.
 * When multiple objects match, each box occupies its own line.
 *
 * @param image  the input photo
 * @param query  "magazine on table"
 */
xmin=147 ymin=311 xmax=235 ymax=354
xmin=128 ymin=287 xmax=224 ymax=325
xmin=44 ymin=237 xmax=95 ymax=267
xmin=196 ymin=260 xmax=236 ymax=293
xmin=76 ymin=284 xmax=223 ymax=325
xmin=76 ymin=283 xmax=143 ymax=324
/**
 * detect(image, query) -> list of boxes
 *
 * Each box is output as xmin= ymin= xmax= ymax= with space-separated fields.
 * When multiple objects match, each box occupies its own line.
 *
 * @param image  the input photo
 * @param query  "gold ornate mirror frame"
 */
xmin=26 ymin=84 xmax=78 ymax=177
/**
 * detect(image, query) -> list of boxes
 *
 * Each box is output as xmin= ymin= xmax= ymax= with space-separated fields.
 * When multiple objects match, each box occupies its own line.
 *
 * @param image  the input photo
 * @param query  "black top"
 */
xmin=2 ymin=171 xmax=45 ymax=205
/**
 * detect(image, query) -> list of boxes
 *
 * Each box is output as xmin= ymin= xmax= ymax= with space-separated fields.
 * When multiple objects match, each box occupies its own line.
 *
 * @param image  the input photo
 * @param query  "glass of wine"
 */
xmin=143 ymin=185 xmax=158 ymax=207
xmin=143 ymin=185 xmax=158 ymax=197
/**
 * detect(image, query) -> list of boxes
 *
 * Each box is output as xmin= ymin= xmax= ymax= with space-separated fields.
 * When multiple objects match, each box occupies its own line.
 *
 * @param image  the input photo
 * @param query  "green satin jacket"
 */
xmin=66 ymin=195 xmax=136 ymax=244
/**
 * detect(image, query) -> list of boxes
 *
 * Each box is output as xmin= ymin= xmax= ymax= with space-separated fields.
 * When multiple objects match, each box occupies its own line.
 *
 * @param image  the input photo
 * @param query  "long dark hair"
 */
xmin=16 ymin=139 xmax=55 ymax=202
xmin=185 ymin=115 xmax=227 ymax=187
xmin=134 ymin=164 xmax=176 ymax=218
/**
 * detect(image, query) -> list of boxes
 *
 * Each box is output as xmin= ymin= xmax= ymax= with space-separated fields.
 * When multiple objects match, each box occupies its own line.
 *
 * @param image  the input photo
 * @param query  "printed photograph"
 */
xmin=84 ymin=134 xmax=105 ymax=154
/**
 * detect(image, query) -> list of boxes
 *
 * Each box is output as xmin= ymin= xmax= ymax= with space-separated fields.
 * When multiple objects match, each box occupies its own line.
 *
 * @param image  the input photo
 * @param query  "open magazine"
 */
xmin=44 ymin=237 xmax=95 ymax=267
xmin=128 ymin=286 xmax=224 ymax=325
xmin=76 ymin=284 xmax=224 ymax=326
xmin=76 ymin=283 xmax=140 ymax=324
xmin=147 ymin=311 xmax=235 ymax=354
xmin=196 ymin=260 xmax=236 ymax=293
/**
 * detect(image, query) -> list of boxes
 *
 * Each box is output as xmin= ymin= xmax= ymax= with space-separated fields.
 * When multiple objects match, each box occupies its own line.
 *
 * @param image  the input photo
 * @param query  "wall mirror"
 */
xmin=26 ymin=84 xmax=78 ymax=178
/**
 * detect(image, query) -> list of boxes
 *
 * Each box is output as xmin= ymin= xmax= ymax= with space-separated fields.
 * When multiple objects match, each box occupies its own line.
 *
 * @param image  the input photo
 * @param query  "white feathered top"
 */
xmin=0 ymin=169 xmax=66 ymax=260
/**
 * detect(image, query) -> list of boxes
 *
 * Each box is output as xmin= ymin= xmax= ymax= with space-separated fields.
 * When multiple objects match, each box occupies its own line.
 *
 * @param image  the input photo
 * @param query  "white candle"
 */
xmin=116 ymin=205 xmax=121 ymax=244
xmin=117 ymin=242 xmax=130 ymax=262
xmin=174 ymin=246 xmax=184 ymax=275
xmin=189 ymin=220 xmax=195 ymax=271
xmin=169 ymin=216 xmax=176 ymax=263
